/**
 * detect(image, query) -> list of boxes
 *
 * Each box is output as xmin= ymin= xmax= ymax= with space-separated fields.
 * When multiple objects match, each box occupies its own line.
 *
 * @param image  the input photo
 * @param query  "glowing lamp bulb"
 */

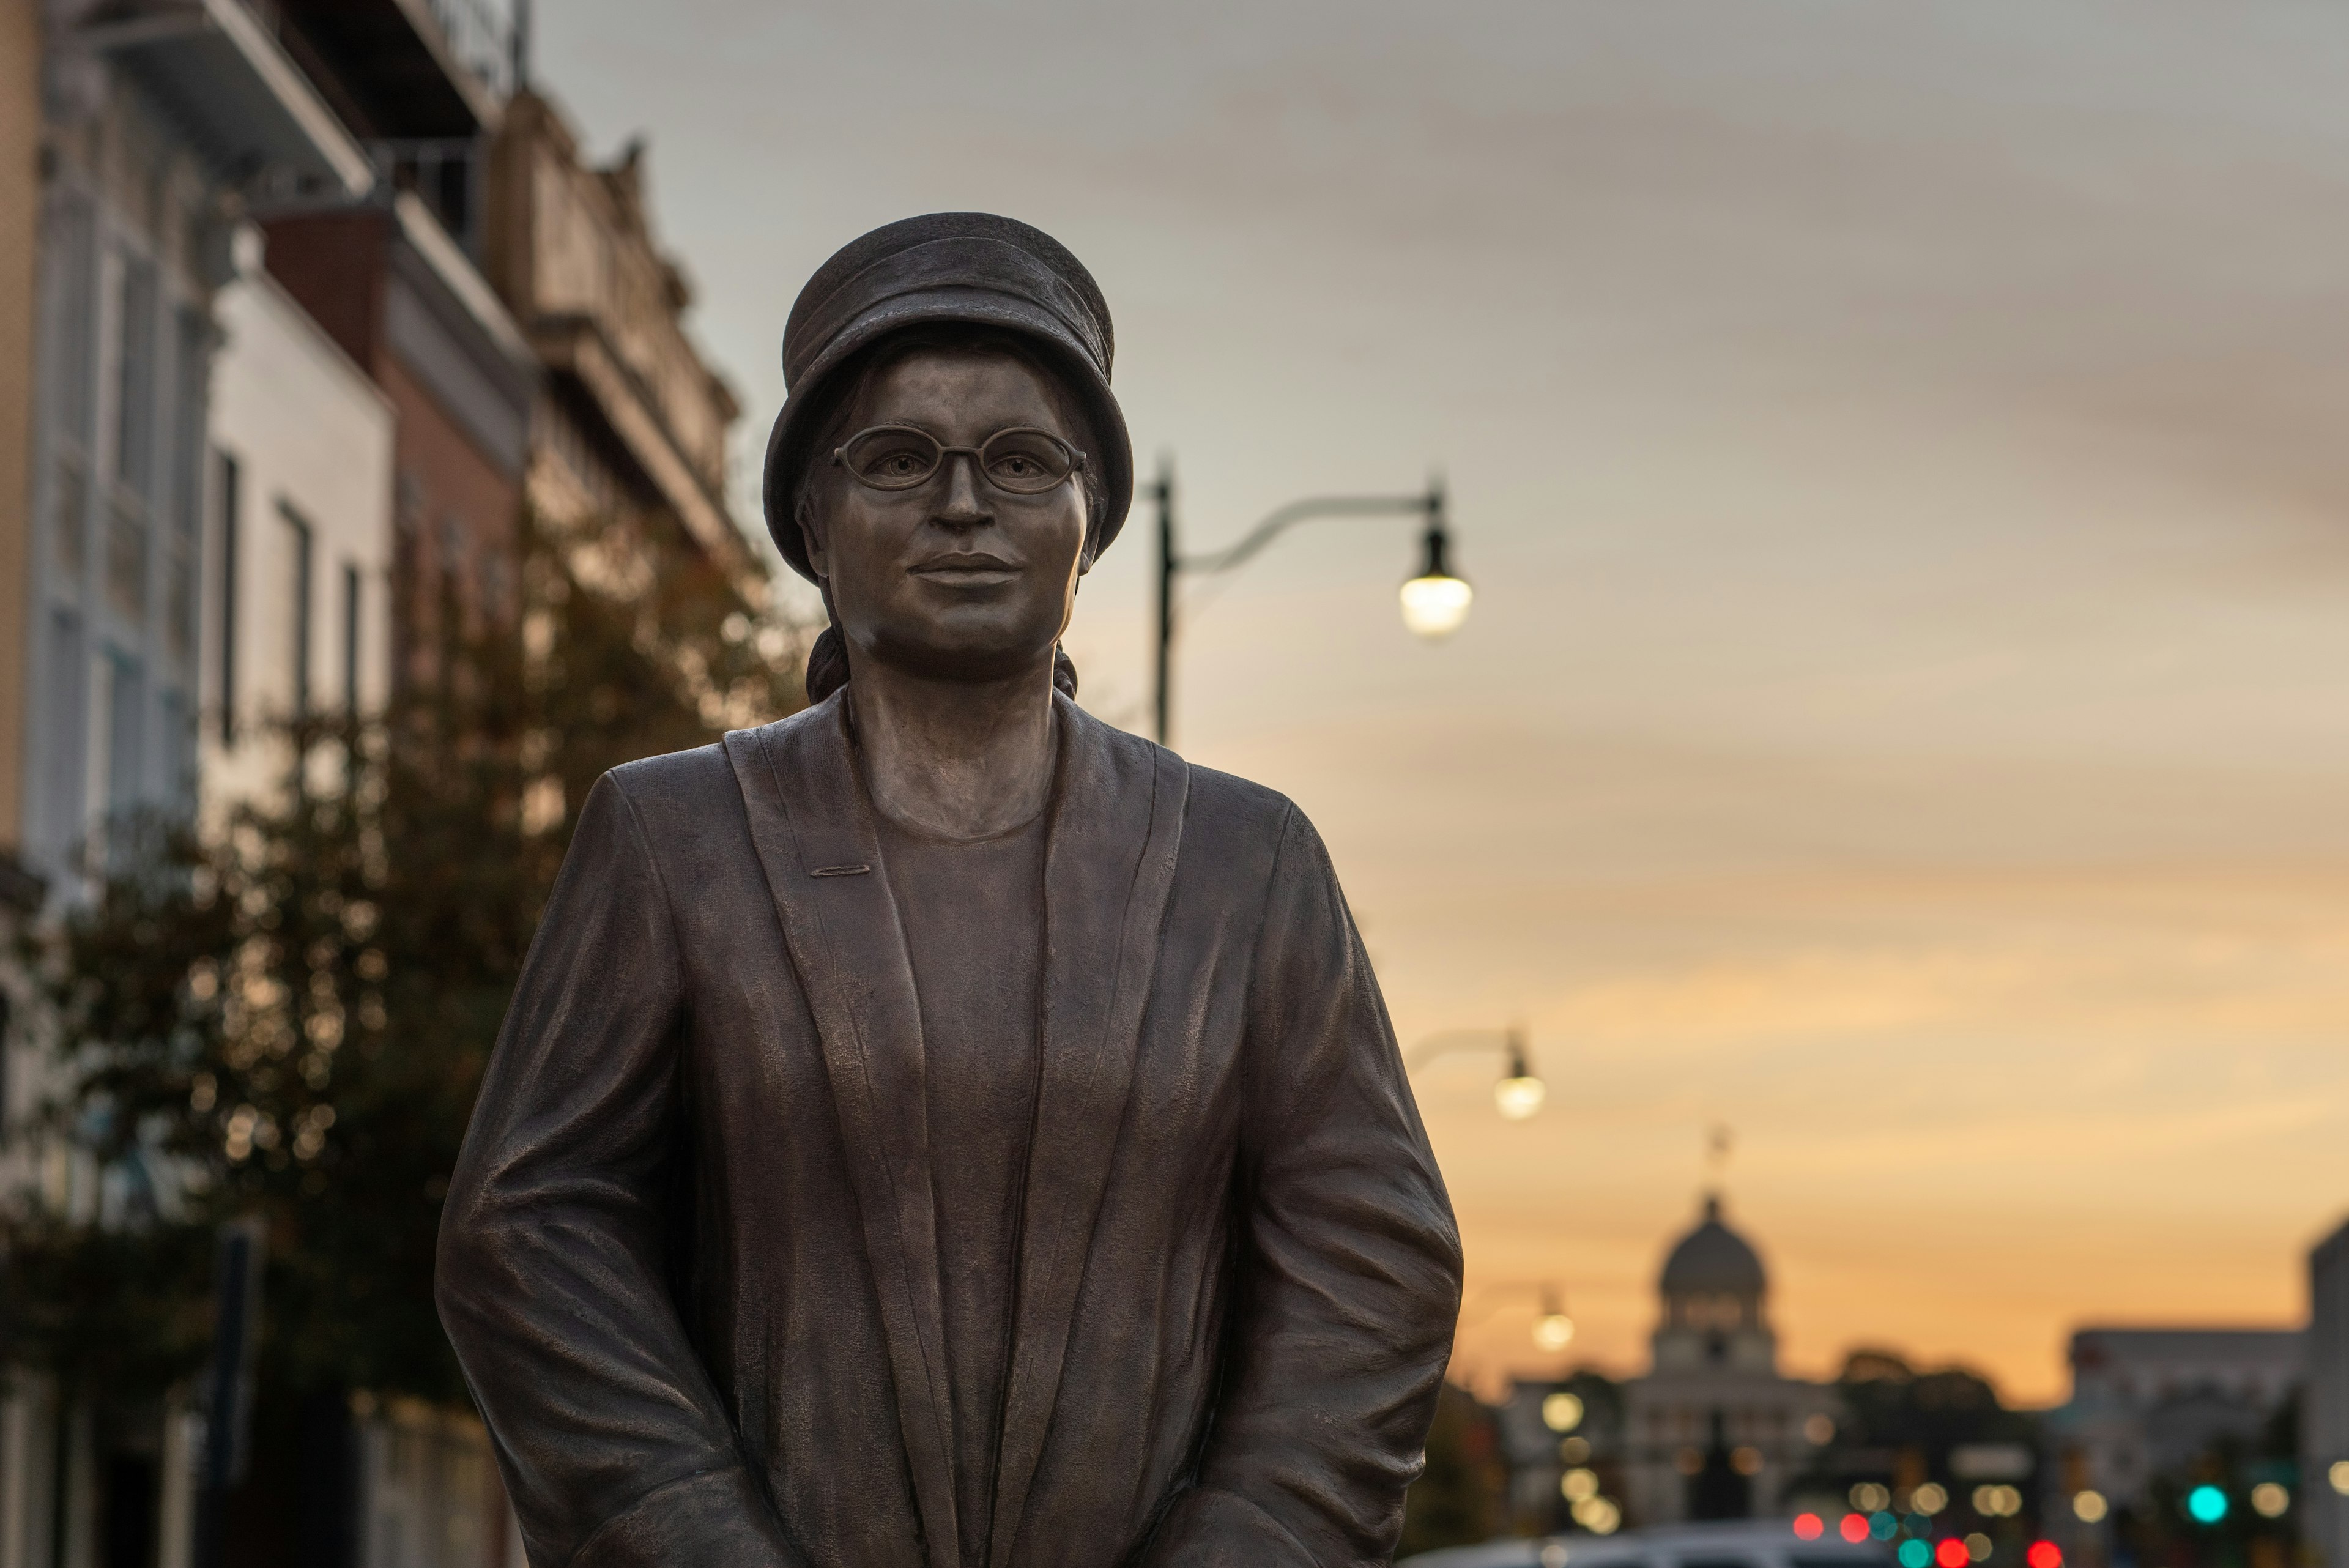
xmin=1496 ymin=1074 xmax=1546 ymax=1119
xmin=1533 ymin=1312 xmax=1575 ymax=1351
xmin=1400 ymin=573 xmax=1472 ymax=639
xmin=1399 ymin=519 xmax=1471 ymax=640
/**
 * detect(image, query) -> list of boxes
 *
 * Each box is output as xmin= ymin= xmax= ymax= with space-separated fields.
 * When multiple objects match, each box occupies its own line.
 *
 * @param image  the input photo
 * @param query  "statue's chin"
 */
xmin=855 ymin=623 xmax=1061 ymax=687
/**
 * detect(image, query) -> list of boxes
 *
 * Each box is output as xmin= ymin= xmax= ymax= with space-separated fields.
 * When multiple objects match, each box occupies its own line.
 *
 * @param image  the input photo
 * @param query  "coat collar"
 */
xmin=724 ymin=691 xmax=1188 ymax=1568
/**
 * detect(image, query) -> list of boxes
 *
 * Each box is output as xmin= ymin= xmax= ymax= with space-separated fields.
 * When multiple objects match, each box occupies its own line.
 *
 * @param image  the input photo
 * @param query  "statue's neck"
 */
xmin=848 ymin=660 xmax=1058 ymax=841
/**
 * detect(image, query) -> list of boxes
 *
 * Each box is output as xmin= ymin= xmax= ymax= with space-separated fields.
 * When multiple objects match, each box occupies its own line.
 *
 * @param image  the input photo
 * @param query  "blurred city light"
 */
xmin=1794 ymin=1514 xmax=1825 ymax=1541
xmin=2250 ymin=1482 xmax=2289 ymax=1518
xmin=1898 ymin=1540 xmax=1932 ymax=1568
xmin=1573 ymin=1496 xmax=1622 ymax=1534
xmin=2025 ymin=1544 xmax=2062 ymax=1568
xmin=2333 ymin=1462 xmax=2349 ymax=1497
xmin=1974 ymin=1485 xmax=2022 ymax=1517
xmin=1871 ymin=1512 xmax=1900 ymax=1541
xmin=1542 ymin=1391 xmax=1585 ymax=1432
xmin=1913 ymin=1484 xmax=1948 ymax=1515
xmin=1562 ymin=1468 xmax=1600 ymax=1504
xmin=1531 ymin=1307 xmax=1575 ymax=1350
xmin=2186 ymin=1486 xmax=2228 ymax=1525
xmin=1935 ymin=1537 xmax=1969 ymax=1568
xmin=1852 ymin=1483 xmax=1893 ymax=1512
xmin=2072 ymin=1491 xmax=2108 ymax=1524
xmin=1840 ymin=1514 xmax=1871 ymax=1544
xmin=1965 ymin=1533 xmax=1992 ymax=1561
xmin=1805 ymin=1414 xmax=1837 ymax=1445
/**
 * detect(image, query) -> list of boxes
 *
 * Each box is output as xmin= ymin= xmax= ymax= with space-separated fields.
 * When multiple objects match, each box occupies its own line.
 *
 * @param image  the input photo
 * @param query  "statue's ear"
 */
xmin=796 ymin=494 xmax=829 ymax=579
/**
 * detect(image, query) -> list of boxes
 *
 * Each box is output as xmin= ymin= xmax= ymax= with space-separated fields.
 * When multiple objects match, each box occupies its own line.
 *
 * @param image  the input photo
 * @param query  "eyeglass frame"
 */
xmin=828 ymin=423 xmax=1091 ymax=497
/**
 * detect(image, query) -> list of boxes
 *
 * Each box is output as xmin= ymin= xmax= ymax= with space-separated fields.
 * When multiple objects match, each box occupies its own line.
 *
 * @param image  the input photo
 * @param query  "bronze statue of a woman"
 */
xmin=436 ymin=214 xmax=1463 ymax=1568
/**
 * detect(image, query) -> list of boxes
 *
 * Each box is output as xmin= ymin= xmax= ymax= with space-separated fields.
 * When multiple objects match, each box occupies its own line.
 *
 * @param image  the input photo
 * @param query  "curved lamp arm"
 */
xmin=1407 ymin=1027 xmax=1545 ymax=1120
xmin=1180 ymin=483 xmax=1444 ymax=577
xmin=1458 ymin=1279 xmax=1576 ymax=1352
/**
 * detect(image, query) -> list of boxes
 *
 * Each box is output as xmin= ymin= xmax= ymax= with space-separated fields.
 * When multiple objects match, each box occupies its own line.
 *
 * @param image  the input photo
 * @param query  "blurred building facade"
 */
xmin=1621 ymin=1194 xmax=1841 ymax=1526
xmin=2307 ymin=1221 xmax=2349 ymax=1568
xmin=481 ymin=84 xmax=754 ymax=591
xmin=198 ymin=237 xmax=396 ymax=805
xmin=2 ymin=0 xmax=762 ymax=1559
xmin=2050 ymin=1327 xmax=2304 ymax=1510
xmin=0 ymin=0 xmax=42 ymax=926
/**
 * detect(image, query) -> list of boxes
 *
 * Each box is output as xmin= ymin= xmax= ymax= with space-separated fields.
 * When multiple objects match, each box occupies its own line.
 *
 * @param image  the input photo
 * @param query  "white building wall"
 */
xmin=2310 ymin=1221 xmax=2349 ymax=1568
xmin=200 ymin=241 xmax=396 ymax=811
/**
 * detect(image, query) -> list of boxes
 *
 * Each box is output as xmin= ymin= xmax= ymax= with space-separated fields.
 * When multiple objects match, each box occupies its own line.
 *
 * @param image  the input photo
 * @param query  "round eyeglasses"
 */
xmin=832 ymin=425 xmax=1088 ymax=496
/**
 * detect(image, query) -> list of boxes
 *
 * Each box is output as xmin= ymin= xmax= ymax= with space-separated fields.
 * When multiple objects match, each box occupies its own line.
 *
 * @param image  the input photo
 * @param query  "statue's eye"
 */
xmin=984 ymin=433 xmax=1069 ymax=490
xmin=848 ymin=431 xmax=938 ymax=485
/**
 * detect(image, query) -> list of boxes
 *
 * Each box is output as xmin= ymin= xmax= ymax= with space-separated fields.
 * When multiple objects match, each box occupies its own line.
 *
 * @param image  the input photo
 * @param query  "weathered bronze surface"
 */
xmin=436 ymin=214 xmax=1463 ymax=1568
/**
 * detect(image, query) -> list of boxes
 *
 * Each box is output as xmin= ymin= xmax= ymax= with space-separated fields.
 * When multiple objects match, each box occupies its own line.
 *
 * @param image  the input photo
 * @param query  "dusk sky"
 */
xmin=540 ymin=0 xmax=2349 ymax=1406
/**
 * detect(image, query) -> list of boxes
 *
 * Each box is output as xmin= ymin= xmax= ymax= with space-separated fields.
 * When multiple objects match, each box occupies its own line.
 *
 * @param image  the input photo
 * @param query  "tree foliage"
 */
xmin=1 ymin=510 xmax=805 ymax=1410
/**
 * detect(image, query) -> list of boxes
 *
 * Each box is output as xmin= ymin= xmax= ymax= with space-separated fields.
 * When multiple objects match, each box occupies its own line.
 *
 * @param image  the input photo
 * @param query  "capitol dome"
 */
xmin=1660 ymin=1194 xmax=1767 ymax=1300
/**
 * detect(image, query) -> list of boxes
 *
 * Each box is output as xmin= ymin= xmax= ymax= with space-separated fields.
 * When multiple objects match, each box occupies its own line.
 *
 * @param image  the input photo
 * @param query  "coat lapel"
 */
xmin=988 ymin=698 xmax=1189 ymax=1568
xmin=724 ymin=697 xmax=962 ymax=1568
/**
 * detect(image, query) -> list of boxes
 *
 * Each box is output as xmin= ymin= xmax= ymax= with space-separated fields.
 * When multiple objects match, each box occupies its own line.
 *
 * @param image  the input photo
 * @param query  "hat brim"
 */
xmin=761 ymin=286 xmax=1134 ymax=582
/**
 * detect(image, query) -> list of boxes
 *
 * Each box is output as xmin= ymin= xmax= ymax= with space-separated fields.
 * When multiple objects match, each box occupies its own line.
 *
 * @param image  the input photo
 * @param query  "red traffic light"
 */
xmin=2027 ymin=1544 xmax=2063 ymax=1568
xmin=1935 ymin=1540 xmax=1969 ymax=1568
xmin=1840 ymin=1515 xmax=1871 ymax=1544
xmin=1794 ymin=1515 xmax=1825 ymax=1542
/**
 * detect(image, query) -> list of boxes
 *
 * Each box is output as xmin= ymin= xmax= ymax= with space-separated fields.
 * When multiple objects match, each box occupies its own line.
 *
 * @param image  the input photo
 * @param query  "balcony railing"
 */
xmin=420 ymin=0 xmax=511 ymax=102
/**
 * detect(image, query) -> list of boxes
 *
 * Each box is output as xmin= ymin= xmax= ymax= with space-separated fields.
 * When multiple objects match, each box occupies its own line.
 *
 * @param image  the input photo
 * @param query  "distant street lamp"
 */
xmin=1145 ymin=458 xmax=1470 ymax=744
xmin=1409 ymin=1027 xmax=1545 ymax=1121
xmin=1460 ymin=1279 xmax=1576 ymax=1353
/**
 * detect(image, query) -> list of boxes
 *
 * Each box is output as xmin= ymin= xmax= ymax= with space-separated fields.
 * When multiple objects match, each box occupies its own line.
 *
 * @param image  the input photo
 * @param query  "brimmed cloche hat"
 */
xmin=761 ymin=212 xmax=1133 ymax=582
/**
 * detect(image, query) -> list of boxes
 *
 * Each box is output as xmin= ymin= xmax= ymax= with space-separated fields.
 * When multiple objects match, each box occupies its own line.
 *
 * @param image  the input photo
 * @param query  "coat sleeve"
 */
xmin=436 ymin=773 xmax=802 ymax=1568
xmin=1142 ymin=805 xmax=1466 ymax=1568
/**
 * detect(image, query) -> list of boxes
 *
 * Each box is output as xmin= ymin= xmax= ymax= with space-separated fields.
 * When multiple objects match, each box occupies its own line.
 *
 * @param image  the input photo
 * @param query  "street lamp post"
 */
xmin=1408 ymin=1027 xmax=1546 ymax=1121
xmin=1144 ymin=456 xmax=1472 ymax=745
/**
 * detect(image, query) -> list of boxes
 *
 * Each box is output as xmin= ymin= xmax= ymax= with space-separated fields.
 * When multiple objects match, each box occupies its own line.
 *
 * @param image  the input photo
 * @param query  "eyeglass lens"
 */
xmin=839 ymin=426 xmax=1080 ymax=495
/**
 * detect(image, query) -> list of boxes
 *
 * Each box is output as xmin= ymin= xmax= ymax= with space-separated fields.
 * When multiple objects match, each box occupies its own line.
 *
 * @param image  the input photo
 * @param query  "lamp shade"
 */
xmin=1400 ymin=520 xmax=1472 ymax=639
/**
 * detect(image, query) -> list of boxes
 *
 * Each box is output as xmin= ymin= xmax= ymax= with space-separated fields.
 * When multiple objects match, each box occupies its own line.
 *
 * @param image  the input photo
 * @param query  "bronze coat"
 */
xmin=436 ymin=694 xmax=1464 ymax=1568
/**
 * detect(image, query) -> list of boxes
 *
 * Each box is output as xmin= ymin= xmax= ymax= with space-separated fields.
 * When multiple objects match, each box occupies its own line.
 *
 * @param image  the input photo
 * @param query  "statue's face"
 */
xmin=803 ymin=347 xmax=1092 ymax=685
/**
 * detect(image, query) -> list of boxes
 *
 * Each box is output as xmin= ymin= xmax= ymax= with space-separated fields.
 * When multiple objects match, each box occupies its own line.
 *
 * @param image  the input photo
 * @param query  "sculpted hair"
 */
xmin=793 ymin=326 xmax=1098 ymax=704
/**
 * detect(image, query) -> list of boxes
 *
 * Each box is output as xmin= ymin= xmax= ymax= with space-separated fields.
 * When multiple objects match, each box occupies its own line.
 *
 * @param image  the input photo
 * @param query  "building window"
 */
xmin=106 ymin=496 xmax=148 ymax=623
xmin=113 ymin=250 xmax=158 ymax=499
xmin=46 ymin=191 xmax=98 ymax=589
xmin=42 ymin=609 xmax=89 ymax=855
xmin=166 ymin=309 xmax=208 ymax=668
xmin=280 ymin=503 xmax=315 ymax=718
xmin=104 ymin=650 xmax=145 ymax=819
xmin=51 ymin=452 xmax=88 ymax=581
xmin=158 ymin=688 xmax=191 ymax=804
xmin=215 ymin=451 xmax=240 ymax=745
xmin=342 ymin=563 xmax=362 ymax=712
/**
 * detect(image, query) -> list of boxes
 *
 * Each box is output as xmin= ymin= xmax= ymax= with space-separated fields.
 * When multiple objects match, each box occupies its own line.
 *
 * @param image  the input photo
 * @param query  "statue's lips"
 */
xmin=910 ymin=556 xmax=1020 ymax=585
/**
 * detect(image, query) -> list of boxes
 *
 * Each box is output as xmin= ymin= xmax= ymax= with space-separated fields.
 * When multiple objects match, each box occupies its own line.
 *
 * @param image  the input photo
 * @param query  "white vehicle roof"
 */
xmin=1400 ymin=1519 xmax=1898 ymax=1568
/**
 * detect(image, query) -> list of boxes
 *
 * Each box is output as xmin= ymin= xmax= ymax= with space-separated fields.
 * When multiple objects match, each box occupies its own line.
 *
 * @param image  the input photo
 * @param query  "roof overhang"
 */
xmin=77 ymin=0 xmax=375 ymax=198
